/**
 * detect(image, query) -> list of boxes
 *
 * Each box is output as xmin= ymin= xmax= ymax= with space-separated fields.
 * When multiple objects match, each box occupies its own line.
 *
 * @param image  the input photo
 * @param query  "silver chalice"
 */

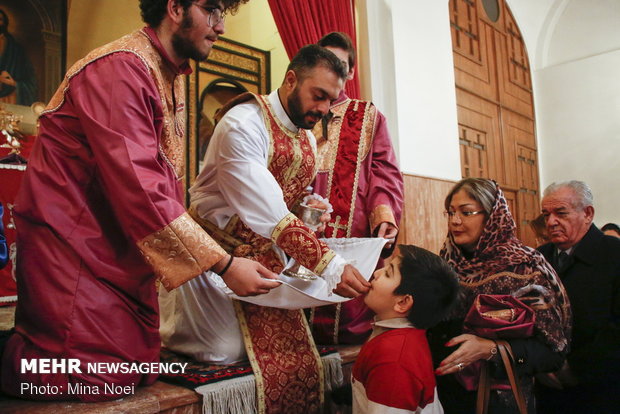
xmin=283 ymin=203 xmax=326 ymax=280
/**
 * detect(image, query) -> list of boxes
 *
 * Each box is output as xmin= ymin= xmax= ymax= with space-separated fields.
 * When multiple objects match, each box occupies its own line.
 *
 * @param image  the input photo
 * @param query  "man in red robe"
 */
xmin=0 ymin=0 xmax=280 ymax=402
xmin=311 ymin=32 xmax=404 ymax=345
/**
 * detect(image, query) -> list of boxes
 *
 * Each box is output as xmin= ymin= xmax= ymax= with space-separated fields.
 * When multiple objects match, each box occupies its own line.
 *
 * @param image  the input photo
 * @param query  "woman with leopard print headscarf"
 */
xmin=428 ymin=178 xmax=571 ymax=414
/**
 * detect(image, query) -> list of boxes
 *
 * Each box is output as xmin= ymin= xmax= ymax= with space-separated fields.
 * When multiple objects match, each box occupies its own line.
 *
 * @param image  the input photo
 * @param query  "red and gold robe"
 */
xmin=186 ymin=92 xmax=335 ymax=414
xmin=1 ymin=28 xmax=225 ymax=401
xmin=311 ymin=92 xmax=404 ymax=345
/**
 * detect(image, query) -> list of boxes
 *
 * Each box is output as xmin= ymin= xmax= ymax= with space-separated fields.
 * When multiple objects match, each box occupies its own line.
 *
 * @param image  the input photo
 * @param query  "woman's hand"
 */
xmin=435 ymin=334 xmax=497 ymax=376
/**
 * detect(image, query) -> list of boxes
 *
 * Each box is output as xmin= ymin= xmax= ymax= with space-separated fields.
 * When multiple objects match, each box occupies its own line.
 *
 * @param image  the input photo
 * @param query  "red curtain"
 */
xmin=267 ymin=0 xmax=360 ymax=99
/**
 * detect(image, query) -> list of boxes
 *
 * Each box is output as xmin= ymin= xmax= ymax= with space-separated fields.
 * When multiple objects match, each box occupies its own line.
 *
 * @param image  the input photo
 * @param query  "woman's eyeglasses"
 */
xmin=443 ymin=210 xmax=485 ymax=220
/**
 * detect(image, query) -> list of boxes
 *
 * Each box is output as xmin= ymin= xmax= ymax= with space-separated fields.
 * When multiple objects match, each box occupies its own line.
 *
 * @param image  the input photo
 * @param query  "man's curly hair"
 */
xmin=140 ymin=0 xmax=250 ymax=28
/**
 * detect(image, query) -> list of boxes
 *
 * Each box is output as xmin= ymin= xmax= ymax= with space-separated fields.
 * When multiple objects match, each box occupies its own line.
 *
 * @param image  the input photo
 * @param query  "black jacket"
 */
xmin=538 ymin=225 xmax=620 ymax=384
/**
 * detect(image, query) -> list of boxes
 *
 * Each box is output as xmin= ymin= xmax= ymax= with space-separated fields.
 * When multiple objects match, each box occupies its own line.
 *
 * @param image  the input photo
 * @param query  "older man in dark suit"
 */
xmin=536 ymin=180 xmax=620 ymax=414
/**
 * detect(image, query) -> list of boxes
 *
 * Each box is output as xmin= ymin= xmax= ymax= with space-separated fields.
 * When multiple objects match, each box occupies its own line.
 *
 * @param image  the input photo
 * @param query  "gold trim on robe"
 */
xmin=313 ymin=98 xmax=378 ymax=238
xmin=137 ymin=212 xmax=226 ymax=291
xmin=310 ymin=98 xmax=401 ymax=345
xmin=206 ymin=93 xmax=330 ymax=413
xmin=271 ymin=213 xmax=336 ymax=275
xmin=369 ymin=204 xmax=398 ymax=234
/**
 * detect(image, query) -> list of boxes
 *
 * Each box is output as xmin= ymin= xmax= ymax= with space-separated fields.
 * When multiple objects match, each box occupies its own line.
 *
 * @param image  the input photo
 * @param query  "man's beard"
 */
xmin=287 ymin=86 xmax=323 ymax=129
xmin=171 ymin=12 xmax=210 ymax=62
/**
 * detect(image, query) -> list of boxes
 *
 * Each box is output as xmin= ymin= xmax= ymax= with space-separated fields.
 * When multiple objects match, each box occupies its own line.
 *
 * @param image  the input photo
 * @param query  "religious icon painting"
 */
xmin=0 ymin=0 xmax=67 ymax=108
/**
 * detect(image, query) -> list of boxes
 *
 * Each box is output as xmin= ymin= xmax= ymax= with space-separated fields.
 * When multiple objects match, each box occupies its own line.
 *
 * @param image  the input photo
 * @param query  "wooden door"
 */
xmin=449 ymin=0 xmax=539 ymax=247
xmin=456 ymin=89 xmax=504 ymax=182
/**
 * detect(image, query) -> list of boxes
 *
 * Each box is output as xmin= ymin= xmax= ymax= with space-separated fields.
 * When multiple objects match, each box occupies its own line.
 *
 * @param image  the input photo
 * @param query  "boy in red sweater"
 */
xmin=352 ymin=245 xmax=459 ymax=414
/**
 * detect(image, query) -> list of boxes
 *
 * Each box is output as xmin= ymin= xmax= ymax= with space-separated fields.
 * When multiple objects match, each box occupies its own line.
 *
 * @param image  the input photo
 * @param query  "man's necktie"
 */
xmin=557 ymin=250 xmax=570 ymax=272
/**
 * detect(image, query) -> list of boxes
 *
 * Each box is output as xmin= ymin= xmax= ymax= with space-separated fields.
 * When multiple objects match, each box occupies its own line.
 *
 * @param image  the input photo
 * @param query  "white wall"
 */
xmin=535 ymin=51 xmax=620 ymax=227
xmin=358 ymin=0 xmax=400 ymax=158
xmin=545 ymin=0 xmax=620 ymax=67
xmin=529 ymin=0 xmax=620 ymax=227
xmin=505 ymin=0 xmax=556 ymax=70
xmin=361 ymin=0 xmax=461 ymax=181
xmin=67 ymin=1 xmax=142 ymax=66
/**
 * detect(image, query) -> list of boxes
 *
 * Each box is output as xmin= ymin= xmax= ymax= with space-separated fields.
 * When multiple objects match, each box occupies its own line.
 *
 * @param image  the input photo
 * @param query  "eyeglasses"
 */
xmin=192 ymin=2 xmax=225 ymax=27
xmin=443 ymin=210 xmax=485 ymax=220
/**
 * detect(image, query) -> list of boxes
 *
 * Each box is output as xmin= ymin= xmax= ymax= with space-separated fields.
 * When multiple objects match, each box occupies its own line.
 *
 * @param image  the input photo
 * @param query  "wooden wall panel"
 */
xmin=397 ymin=174 xmax=456 ymax=254
xmin=502 ymin=108 xmax=536 ymax=149
xmin=397 ymin=174 xmax=539 ymax=252
xmin=517 ymin=190 xmax=539 ymax=247
xmin=500 ymin=110 xmax=539 ymax=247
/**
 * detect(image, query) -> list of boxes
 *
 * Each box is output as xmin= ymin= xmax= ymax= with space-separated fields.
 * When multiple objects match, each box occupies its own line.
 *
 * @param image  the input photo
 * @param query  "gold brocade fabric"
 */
xmin=308 ymin=100 xmax=376 ymax=344
xmin=312 ymin=98 xmax=376 ymax=239
xmin=137 ymin=212 xmax=225 ymax=291
xmin=314 ymin=98 xmax=375 ymax=175
xmin=369 ymin=204 xmax=397 ymax=233
xmin=272 ymin=213 xmax=335 ymax=275
xmin=236 ymin=301 xmax=324 ymax=414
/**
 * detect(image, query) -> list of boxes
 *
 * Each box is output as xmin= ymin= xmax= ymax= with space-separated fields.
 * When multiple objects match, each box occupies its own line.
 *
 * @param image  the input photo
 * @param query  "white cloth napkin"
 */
xmin=209 ymin=237 xmax=389 ymax=309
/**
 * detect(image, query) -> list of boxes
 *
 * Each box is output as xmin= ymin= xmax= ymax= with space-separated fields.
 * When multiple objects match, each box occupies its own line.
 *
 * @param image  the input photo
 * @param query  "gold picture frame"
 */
xmin=184 ymin=37 xmax=270 ymax=203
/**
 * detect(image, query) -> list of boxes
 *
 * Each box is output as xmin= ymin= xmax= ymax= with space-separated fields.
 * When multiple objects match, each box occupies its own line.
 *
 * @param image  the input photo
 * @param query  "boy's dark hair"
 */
xmin=286 ymin=44 xmax=347 ymax=83
xmin=140 ymin=0 xmax=249 ymax=28
xmin=601 ymin=222 xmax=620 ymax=235
xmin=317 ymin=31 xmax=356 ymax=70
xmin=394 ymin=245 xmax=459 ymax=329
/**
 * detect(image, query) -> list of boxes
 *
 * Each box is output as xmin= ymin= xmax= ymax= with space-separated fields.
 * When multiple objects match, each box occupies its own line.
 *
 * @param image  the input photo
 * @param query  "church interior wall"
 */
xmin=544 ymin=0 xmax=620 ymax=68
xmin=522 ymin=0 xmax=620 ymax=227
xmin=67 ymin=0 xmax=288 ymax=91
xmin=384 ymin=0 xmax=461 ymax=182
xmin=361 ymin=0 xmax=620 ymax=233
xmin=64 ymin=0 xmax=619 ymax=231
xmin=534 ymin=51 xmax=620 ymax=228
xmin=355 ymin=0 xmax=400 ymax=158
xmin=66 ymin=1 xmax=142 ymax=67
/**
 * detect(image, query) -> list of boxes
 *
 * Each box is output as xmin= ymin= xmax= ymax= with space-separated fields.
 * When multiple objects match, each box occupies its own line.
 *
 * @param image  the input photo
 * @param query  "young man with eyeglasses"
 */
xmin=0 ymin=0 xmax=280 ymax=402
